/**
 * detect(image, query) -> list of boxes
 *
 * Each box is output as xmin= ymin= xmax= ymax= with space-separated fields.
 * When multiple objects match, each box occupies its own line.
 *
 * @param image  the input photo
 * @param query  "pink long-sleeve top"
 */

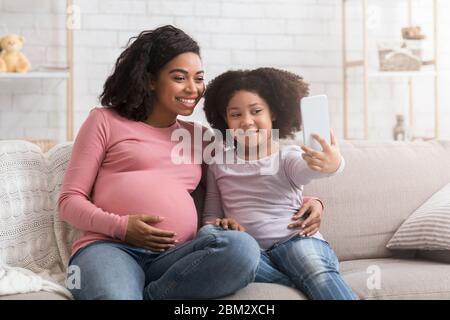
xmin=58 ymin=107 xmax=204 ymax=257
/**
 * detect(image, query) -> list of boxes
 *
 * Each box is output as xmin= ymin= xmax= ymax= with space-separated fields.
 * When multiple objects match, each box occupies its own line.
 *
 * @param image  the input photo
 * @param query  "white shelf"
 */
xmin=368 ymin=70 xmax=437 ymax=78
xmin=0 ymin=0 xmax=74 ymax=142
xmin=0 ymin=69 xmax=69 ymax=79
xmin=342 ymin=0 xmax=440 ymax=140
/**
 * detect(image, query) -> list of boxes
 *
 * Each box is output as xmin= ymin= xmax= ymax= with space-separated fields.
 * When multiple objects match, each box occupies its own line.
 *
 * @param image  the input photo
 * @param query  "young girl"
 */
xmin=57 ymin=25 xmax=262 ymax=300
xmin=203 ymin=67 xmax=358 ymax=300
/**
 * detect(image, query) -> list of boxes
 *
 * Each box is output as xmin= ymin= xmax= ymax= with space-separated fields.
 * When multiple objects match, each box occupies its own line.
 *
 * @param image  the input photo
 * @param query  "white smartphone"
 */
xmin=300 ymin=95 xmax=331 ymax=151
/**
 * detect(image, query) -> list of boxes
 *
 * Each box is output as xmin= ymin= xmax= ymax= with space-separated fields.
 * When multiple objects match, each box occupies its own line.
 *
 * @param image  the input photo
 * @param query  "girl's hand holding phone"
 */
xmin=301 ymin=130 xmax=342 ymax=173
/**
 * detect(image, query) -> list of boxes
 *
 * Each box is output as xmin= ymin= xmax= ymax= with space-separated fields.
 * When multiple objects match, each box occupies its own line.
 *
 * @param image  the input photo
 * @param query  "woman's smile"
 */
xmin=176 ymin=96 xmax=198 ymax=109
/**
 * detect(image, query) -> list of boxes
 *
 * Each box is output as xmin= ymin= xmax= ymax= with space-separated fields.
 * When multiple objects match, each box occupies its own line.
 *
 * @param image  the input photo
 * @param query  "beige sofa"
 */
xmin=1 ymin=139 xmax=450 ymax=300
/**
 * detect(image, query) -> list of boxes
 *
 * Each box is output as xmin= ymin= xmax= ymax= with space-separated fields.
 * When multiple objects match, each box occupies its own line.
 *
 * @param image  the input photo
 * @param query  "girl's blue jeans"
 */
xmin=255 ymin=235 xmax=358 ymax=300
xmin=68 ymin=224 xmax=260 ymax=300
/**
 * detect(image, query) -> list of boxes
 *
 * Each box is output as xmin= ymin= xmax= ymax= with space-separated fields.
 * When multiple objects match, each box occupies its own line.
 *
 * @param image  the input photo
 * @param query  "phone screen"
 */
xmin=300 ymin=95 xmax=331 ymax=151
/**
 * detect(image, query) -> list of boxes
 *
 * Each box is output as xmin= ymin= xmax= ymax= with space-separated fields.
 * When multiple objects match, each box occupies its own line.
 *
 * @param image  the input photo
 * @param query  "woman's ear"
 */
xmin=149 ymin=74 xmax=157 ymax=91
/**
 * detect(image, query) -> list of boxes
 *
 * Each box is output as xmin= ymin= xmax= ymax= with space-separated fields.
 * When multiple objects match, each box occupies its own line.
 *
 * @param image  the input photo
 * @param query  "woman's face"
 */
xmin=150 ymin=52 xmax=205 ymax=119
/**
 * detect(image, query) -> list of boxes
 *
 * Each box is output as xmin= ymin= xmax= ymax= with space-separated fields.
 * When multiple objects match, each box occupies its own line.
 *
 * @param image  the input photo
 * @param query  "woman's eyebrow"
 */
xmin=169 ymin=69 xmax=204 ymax=74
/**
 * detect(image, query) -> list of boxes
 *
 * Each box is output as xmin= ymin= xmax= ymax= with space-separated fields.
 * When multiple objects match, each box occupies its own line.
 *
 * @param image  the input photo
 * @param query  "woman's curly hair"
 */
xmin=203 ymin=67 xmax=310 ymax=139
xmin=100 ymin=25 xmax=200 ymax=121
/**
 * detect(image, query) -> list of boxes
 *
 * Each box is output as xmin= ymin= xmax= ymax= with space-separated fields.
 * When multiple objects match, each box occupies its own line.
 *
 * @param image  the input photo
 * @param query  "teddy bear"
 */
xmin=0 ymin=34 xmax=31 ymax=73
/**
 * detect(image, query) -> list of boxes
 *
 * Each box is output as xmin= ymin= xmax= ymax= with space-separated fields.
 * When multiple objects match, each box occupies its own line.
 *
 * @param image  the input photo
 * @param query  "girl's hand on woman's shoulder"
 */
xmin=125 ymin=214 xmax=177 ymax=252
xmin=301 ymin=130 xmax=342 ymax=173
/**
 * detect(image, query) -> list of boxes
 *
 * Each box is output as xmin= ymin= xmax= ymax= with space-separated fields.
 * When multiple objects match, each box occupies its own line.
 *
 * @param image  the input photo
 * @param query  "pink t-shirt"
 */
xmin=58 ymin=108 xmax=204 ymax=257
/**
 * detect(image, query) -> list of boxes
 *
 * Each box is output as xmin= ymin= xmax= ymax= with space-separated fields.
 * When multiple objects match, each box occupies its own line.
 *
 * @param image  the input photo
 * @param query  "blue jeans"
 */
xmin=255 ymin=235 xmax=358 ymax=300
xmin=68 ymin=224 xmax=260 ymax=300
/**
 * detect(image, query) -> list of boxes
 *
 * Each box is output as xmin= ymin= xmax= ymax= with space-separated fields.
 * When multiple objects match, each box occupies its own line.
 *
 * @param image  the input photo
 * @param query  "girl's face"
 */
xmin=225 ymin=90 xmax=274 ymax=154
xmin=150 ymin=52 xmax=205 ymax=123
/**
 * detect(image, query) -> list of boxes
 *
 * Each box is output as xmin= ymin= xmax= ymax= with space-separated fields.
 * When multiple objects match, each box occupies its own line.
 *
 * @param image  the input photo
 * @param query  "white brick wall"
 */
xmin=0 ymin=0 xmax=449 ymax=142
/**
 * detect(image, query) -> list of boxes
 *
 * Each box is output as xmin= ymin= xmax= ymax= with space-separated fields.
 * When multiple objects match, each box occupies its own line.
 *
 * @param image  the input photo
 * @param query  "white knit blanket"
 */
xmin=0 ymin=264 xmax=73 ymax=299
xmin=0 ymin=141 xmax=79 ymax=299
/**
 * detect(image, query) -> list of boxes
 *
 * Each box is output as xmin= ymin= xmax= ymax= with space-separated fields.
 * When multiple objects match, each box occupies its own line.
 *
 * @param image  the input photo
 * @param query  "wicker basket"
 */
xmin=25 ymin=139 xmax=57 ymax=152
xmin=401 ymin=26 xmax=426 ymax=40
xmin=378 ymin=42 xmax=422 ymax=71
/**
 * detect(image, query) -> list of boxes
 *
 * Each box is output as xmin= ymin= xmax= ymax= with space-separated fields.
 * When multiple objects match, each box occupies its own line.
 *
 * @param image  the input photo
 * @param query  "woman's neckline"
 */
xmin=137 ymin=118 xmax=180 ymax=131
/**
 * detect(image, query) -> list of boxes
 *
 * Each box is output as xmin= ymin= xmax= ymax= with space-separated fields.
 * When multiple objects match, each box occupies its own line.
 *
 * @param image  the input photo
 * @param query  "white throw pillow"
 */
xmin=0 ymin=141 xmax=61 ymax=280
xmin=0 ymin=140 xmax=80 ymax=285
xmin=47 ymin=142 xmax=82 ymax=268
xmin=387 ymin=181 xmax=450 ymax=251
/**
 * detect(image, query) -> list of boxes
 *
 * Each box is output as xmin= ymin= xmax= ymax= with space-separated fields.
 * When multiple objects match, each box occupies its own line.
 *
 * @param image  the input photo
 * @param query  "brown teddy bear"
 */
xmin=0 ymin=34 xmax=31 ymax=73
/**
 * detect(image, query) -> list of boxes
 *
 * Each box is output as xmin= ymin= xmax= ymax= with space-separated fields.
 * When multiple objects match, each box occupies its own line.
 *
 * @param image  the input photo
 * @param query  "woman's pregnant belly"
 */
xmin=93 ymin=171 xmax=198 ymax=244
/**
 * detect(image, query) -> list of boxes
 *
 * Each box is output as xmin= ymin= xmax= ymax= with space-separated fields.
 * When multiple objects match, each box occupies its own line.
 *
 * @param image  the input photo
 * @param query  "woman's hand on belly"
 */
xmin=125 ymin=214 xmax=177 ymax=251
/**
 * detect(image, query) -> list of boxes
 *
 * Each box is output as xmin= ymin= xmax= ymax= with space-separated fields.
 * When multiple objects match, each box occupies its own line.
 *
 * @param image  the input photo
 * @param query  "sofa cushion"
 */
xmin=0 ymin=141 xmax=63 ymax=283
xmin=340 ymin=258 xmax=450 ymax=299
xmin=386 ymin=181 xmax=450 ymax=251
xmin=222 ymin=282 xmax=307 ymax=300
xmin=304 ymin=140 xmax=450 ymax=261
xmin=416 ymin=250 xmax=450 ymax=263
xmin=225 ymin=257 xmax=450 ymax=300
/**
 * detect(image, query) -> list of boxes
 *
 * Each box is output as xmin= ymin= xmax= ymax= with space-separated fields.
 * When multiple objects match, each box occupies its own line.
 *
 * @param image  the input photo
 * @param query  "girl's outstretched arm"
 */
xmin=285 ymin=131 xmax=345 ymax=188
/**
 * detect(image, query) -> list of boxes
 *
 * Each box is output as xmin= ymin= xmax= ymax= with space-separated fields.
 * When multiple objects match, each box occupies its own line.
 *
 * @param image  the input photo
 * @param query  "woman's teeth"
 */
xmin=177 ymin=98 xmax=196 ymax=104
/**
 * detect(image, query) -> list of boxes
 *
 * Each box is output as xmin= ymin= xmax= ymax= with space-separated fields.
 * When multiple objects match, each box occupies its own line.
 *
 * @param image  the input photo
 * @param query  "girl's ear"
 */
xmin=201 ymin=83 xmax=206 ymax=97
xmin=271 ymin=111 xmax=277 ymax=121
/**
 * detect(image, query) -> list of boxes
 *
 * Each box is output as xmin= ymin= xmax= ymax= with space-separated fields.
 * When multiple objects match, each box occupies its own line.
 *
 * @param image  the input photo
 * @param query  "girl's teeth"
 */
xmin=240 ymin=130 xmax=258 ymax=136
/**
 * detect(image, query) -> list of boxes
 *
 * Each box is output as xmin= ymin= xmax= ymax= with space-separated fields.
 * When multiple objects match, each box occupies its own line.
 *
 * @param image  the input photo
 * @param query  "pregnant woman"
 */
xmin=57 ymin=25 xmax=260 ymax=300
